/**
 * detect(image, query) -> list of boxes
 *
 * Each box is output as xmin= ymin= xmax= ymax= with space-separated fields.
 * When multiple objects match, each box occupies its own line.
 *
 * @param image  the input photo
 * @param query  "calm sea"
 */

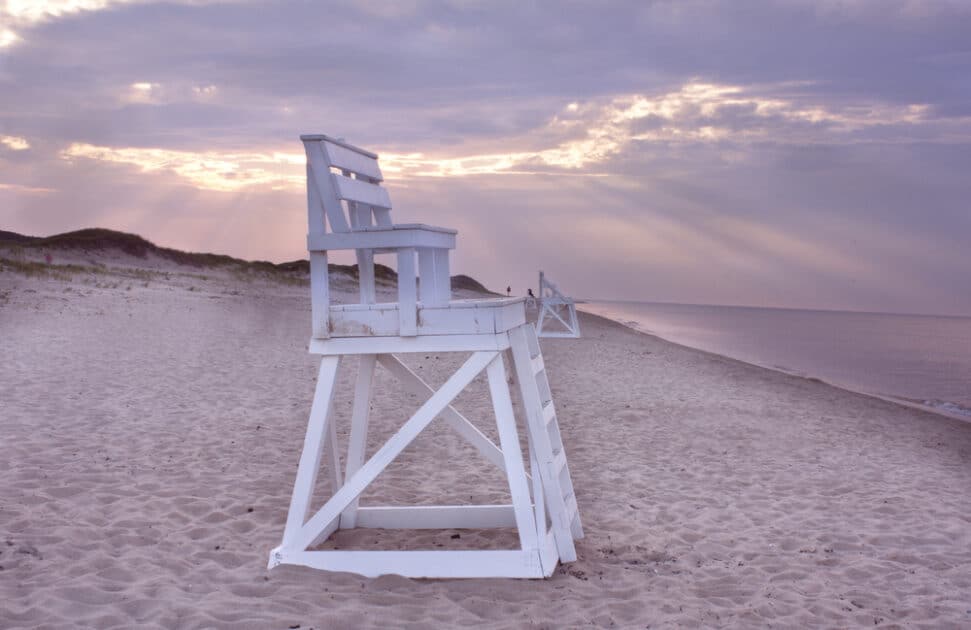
xmin=581 ymin=301 xmax=971 ymax=419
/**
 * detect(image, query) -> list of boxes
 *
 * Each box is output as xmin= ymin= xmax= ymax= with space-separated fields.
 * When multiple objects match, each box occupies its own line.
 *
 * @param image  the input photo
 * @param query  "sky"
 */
xmin=1 ymin=0 xmax=969 ymax=315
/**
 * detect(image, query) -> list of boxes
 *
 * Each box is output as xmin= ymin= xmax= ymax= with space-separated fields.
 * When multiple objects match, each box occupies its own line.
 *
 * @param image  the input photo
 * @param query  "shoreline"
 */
xmin=578 ymin=304 xmax=971 ymax=425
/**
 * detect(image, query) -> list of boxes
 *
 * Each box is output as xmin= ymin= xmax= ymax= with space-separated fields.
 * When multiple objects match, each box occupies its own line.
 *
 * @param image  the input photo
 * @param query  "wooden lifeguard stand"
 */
xmin=268 ymin=135 xmax=582 ymax=578
xmin=536 ymin=271 xmax=581 ymax=338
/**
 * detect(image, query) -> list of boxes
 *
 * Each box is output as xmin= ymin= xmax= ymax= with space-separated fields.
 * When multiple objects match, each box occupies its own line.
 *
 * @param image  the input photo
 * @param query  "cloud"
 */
xmin=2 ymin=0 xmax=140 ymax=23
xmin=0 ymin=182 xmax=53 ymax=193
xmin=0 ymin=28 xmax=19 ymax=48
xmin=1 ymin=135 xmax=30 ymax=150
xmin=0 ymin=0 xmax=240 ymax=52
xmin=55 ymin=79 xmax=958 ymax=188
xmin=374 ymin=78 xmax=967 ymax=178
xmin=60 ymin=142 xmax=304 ymax=192
xmin=0 ymin=0 xmax=144 ymax=48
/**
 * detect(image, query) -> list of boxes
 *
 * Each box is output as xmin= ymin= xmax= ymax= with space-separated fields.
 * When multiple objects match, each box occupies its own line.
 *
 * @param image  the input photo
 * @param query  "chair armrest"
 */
xmin=360 ymin=223 xmax=456 ymax=235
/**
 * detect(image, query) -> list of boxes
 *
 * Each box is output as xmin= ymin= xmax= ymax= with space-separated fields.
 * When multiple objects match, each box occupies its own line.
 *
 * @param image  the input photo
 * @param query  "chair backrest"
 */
xmin=540 ymin=271 xmax=569 ymax=302
xmin=301 ymin=134 xmax=457 ymax=339
xmin=301 ymin=134 xmax=393 ymax=235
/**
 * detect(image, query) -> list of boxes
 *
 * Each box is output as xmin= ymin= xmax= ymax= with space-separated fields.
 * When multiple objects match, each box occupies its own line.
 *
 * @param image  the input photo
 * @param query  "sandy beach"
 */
xmin=2 ymin=249 xmax=970 ymax=629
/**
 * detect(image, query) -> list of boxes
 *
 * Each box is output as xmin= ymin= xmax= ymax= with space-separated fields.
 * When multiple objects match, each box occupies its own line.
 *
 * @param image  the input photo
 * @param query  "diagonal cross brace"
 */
xmin=543 ymin=303 xmax=573 ymax=332
xmin=288 ymin=351 xmax=499 ymax=551
xmin=376 ymin=354 xmax=508 ymax=473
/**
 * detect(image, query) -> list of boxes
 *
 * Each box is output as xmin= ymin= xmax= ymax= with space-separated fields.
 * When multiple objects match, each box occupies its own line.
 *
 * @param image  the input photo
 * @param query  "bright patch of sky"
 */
xmin=1 ymin=135 xmax=30 ymax=150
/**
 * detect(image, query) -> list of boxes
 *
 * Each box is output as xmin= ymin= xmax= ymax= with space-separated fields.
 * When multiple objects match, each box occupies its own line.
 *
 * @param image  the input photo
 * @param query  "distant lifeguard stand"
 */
xmin=536 ymin=271 xmax=581 ymax=338
xmin=268 ymin=135 xmax=582 ymax=578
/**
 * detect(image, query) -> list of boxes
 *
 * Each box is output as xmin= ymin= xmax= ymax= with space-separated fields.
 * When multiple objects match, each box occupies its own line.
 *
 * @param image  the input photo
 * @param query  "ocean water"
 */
xmin=581 ymin=301 xmax=971 ymax=418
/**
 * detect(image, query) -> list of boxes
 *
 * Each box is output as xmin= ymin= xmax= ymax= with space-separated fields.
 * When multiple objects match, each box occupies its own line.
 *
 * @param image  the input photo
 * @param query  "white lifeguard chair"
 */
xmin=536 ymin=271 xmax=581 ymax=338
xmin=268 ymin=135 xmax=583 ymax=578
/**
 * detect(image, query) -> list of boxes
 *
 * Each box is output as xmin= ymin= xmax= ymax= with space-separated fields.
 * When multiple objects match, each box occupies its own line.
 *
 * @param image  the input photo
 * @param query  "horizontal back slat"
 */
xmin=331 ymin=173 xmax=392 ymax=209
xmin=301 ymin=134 xmax=377 ymax=157
xmin=324 ymin=141 xmax=383 ymax=181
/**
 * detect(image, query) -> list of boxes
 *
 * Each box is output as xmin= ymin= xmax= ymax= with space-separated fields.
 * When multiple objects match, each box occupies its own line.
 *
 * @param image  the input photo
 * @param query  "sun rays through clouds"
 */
xmin=55 ymin=80 xmax=950 ymax=191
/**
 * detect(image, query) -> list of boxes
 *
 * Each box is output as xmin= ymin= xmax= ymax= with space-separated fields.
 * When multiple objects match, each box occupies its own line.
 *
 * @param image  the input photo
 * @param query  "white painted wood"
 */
xmin=531 ymin=354 xmax=545 ymax=375
xmin=304 ymin=140 xmax=350 ymax=233
xmin=526 ymin=321 xmax=540 ymax=355
xmin=542 ymin=400 xmax=556 ymax=426
xmin=397 ymin=247 xmax=418 ymax=336
xmin=356 ymin=249 xmax=376 ymax=304
xmin=309 ymin=333 xmax=510 ymax=356
xmin=433 ymin=248 xmax=451 ymax=304
xmin=486 ymin=354 xmax=539 ymax=553
xmin=306 ymin=154 xmax=331 ymax=339
xmin=301 ymin=133 xmax=379 ymax=158
xmin=349 ymin=200 xmax=371 ymax=230
xmin=543 ymin=304 xmax=575 ymax=335
xmin=354 ymin=505 xmax=517 ymax=529
xmin=422 ymin=300 xmax=526 ymax=335
xmin=328 ymin=304 xmax=400 ymax=337
xmin=280 ymin=356 xmax=341 ymax=547
xmin=411 ymin=302 xmax=500 ymax=336
xmin=331 ymin=172 xmax=392 ymax=209
xmin=538 ymin=528 xmax=559 ymax=577
xmin=373 ymin=207 xmax=392 ymax=226
xmin=534 ymin=330 xmax=578 ymax=339
xmin=325 ymin=391 xmax=343 ymax=493
xmin=341 ymin=354 xmax=376 ymax=528
xmin=525 ymin=324 xmax=583 ymax=541
xmin=306 ymin=162 xmax=326 ymax=237
xmin=276 ymin=135 xmax=584 ymax=578
xmin=563 ymin=493 xmax=578 ymax=524
xmin=536 ymin=271 xmax=581 ymax=338
xmin=322 ymin=141 xmax=383 ymax=181
xmin=505 ymin=352 xmax=550 ymax=551
xmin=292 ymin=351 xmax=498 ymax=551
xmin=375 ymin=354 xmax=507 ymax=472
xmin=418 ymin=247 xmax=450 ymax=307
xmin=324 ymin=299 xmax=526 ymax=339
xmin=281 ymin=549 xmax=547 ymax=579
xmin=418 ymin=247 xmax=436 ymax=304
xmin=308 ymin=227 xmax=456 ymax=252
xmin=372 ymin=223 xmax=457 ymax=234
xmin=508 ymin=325 xmax=578 ymax=562
xmin=310 ymin=251 xmax=330 ymax=338
xmin=528 ymin=438 xmax=547 ymax=545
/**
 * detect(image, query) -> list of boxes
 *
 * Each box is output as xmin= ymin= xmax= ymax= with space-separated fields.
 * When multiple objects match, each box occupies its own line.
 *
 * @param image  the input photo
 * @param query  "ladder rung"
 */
xmin=526 ymin=326 xmax=540 ymax=356
xmin=552 ymin=449 xmax=567 ymax=474
xmin=531 ymin=354 xmax=545 ymax=375
xmin=542 ymin=400 xmax=556 ymax=426
xmin=563 ymin=493 xmax=578 ymax=518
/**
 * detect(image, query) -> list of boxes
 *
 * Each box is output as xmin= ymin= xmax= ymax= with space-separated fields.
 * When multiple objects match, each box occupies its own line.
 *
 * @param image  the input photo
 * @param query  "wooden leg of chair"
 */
xmin=486 ymin=353 xmax=539 ymax=554
xmin=341 ymin=354 xmax=377 ymax=528
xmin=280 ymin=356 xmax=342 ymax=549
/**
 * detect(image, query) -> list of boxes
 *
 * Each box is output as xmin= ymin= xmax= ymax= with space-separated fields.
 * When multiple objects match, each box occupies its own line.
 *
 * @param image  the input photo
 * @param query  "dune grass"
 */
xmin=0 ymin=227 xmax=496 ymax=293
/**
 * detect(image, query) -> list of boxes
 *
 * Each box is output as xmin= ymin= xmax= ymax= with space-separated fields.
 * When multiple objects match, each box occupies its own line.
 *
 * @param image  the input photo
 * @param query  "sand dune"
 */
xmin=2 ymin=252 xmax=970 ymax=629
